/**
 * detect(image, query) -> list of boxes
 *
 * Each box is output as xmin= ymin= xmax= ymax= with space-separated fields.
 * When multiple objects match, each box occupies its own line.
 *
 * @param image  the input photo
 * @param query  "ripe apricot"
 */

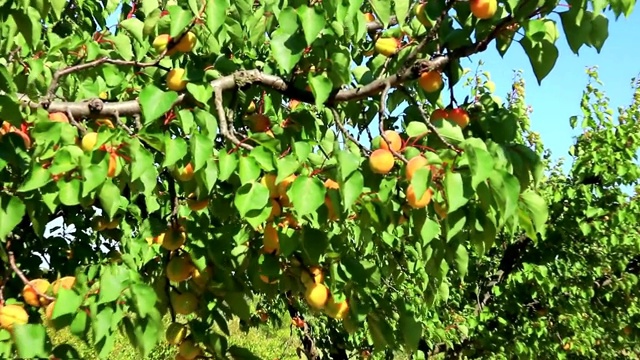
xmin=171 ymin=291 xmax=198 ymax=315
xmin=178 ymin=339 xmax=202 ymax=360
xmin=166 ymin=254 xmax=195 ymax=282
xmin=22 ymin=279 xmax=51 ymax=307
xmin=165 ymin=322 xmax=188 ymax=345
xmin=407 ymin=185 xmax=433 ymax=209
xmin=470 ymin=0 xmax=497 ymax=19
xmin=449 ymin=108 xmax=470 ymax=128
xmin=161 ymin=227 xmax=187 ymax=251
xmin=0 ymin=304 xmax=29 ymax=330
xmin=48 ymin=112 xmax=69 ymax=123
xmin=107 ymin=153 xmax=118 ymax=178
xmin=289 ymin=99 xmax=300 ymax=110
xmin=167 ymin=68 xmax=188 ymax=91
xmin=153 ymin=34 xmax=171 ymax=53
xmin=175 ymin=31 xmax=197 ymax=53
xmin=364 ymin=12 xmax=375 ymax=22
xmin=379 ymin=130 xmax=402 ymax=152
xmin=146 ymin=232 xmax=165 ymax=246
xmin=45 ymin=301 xmax=56 ymax=322
xmin=418 ymin=71 xmax=443 ymax=93
xmin=186 ymin=193 xmax=208 ymax=211
xmin=261 ymin=173 xmax=279 ymax=198
xmin=259 ymin=274 xmax=278 ymax=284
xmin=268 ymin=199 xmax=281 ymax=221
xmin=176 ymin=163 xmax=194 ymax=182
xmin=191 ymin=267 xmax=213 ymax=290
xmin=430 ymin=109 xmax=449 ymax=122
xmin=247 ymin=114 xmax=271 ymax=132
xmin=277 ymin=174 xmax=296 ymax=206
xmin=325 ymin=298 xmax=350 ymax=320
xmin=368 ymin=149 xmax=395 ymax=174
xmin=405 ymin=155 xmax=428 ymax=181
xmin=324 ymin=179 xmax=339 ymax=189
xmin=52 ymin=276 xmax=76 ymax=295
xmin=96 ymin=119 xmax=115 ymax=129
xmin=263 ymin=223 xmax=280 ymax=255
xmin=434 ymin=201 xmax=448 ymax=219
xmin=374 ymin=37 xmax=400 ymax=57
xmin=414 ymin=3 xmax=432 ymax=27
xmin=324 ymin=196 xmax=339 ymax=221
xmin=305 ymin=283 xmax=330 ymax=309
xmin=301 ymin=266 xmax=324 ymax=287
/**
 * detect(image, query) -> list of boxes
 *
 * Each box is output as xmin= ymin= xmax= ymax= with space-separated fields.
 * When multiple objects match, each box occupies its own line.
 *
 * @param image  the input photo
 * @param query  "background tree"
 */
xmin=0 ymin=0 xmax=636 ymax=359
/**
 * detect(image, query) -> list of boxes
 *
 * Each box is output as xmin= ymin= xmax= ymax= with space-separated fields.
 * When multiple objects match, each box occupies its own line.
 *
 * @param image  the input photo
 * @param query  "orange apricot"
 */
xmin=379 ymin=130 xmax=402 ymax=152
xmin=368 ymin=149 xmax=395 ymax=174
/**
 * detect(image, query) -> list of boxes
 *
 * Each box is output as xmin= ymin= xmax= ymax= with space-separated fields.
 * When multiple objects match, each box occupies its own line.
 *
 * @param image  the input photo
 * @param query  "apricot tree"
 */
xmin=0 ymin=0 xmax=636 ymax=359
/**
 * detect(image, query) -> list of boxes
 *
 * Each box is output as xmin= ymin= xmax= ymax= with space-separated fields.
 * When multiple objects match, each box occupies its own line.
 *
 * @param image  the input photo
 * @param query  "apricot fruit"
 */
xmin=52 ymin=276 xmax=76 ymax=295
xmin=165 ymin=322 xmax=188 ymax=345
xmin=324 ymin=196 xmax=339 ymax=221
xmin=0 ymin=304 xmax=29 ymax=330
xmin=178 ymin=339 xmax=202 ymax=360
xmin=247 ymin=114 xmax=271 ymax=132
xmin=186 ymin=193 xmax=208 ymax=211
xmin=405 ymin=155 xmax=428 ymax=181
xmin=171 ymin=291 xmax=198 ymax=315
xmin=259 ymin=274 xmax=278 ymax=284
xmin=175 ymin=31 xmax=197 ymax=53
xmin=45 ymin=301 xmax=55 ymax=322
xmin=325 ymin=298 xmax=350 ymax=320
xmin=418 ymin=71 xmax=443 ymax=93
xmin=374 ymin=37 xmax=401 ymax=57
xmin=368 ymin=149 xmax=395 ymax=174
xmin=407 ymin=185 xmax=433 ymax=209
xmin=166 ymin=254 xmax=195 ymax=282
xmin=81 ymin=131 xmax=98 ymax=151
xmin=470 ymin=0 xmax=497 ymax=19
xmin=434 ymin=201 xmax=448 ymax=219
xmin=22 ymin=279 xmax=51 ymax=307
xmin=289 ymin=99 xmax=300 ymax=110
xmin=263 ymin=223 xmax=280 ymax=255
xmin=260 ymin=173 xmax=279 ymax=198
xmin=48 ymin=112 xmax=69 ymax=123
xmin=414 ymin=3 xmax=433 ymax=28
xmin=379 ymin=130 xmax=402 ymax=152
xmin=449 ymin=108 xmax=470 ymax=128
xmin=324 ymin=179 xmax=339 ymax=189
xmin=277 ymin=174 xmax=297 ymax=206
xmin=161 ymin=228 xmax=187 ymax=251
xmin=364 ymin=12 xmax=375 ymax=22
xmin=146 ymin=232 xmax=165 ymax=246
xmin=191 ymin=267 xmax=213 ymax=290
xmin=153 ymin=34 xmax=171 ymax=53
xmin=175 ymin=163 xmax=194 ymax=182
xmin=96 ymin=118 xmax=115 ymax=129
xmin=301 ymin=266 xmax=324 ymax=287
xmin=167 ymin=68 xmax=188 ymax=91
xmin=305 ymin=283 xmax=330 ymax=309
xmin=268 ymin=199 xmax=281 ymax=221
xmin=107 ymin=154 xmax=118 ymax=178
xmin=431 ymin=109 xmax=449 ymax=122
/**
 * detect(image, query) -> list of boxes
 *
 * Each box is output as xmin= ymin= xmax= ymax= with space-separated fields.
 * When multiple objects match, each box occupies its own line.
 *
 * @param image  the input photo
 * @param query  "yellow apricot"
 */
xmin=81 ymin=132 xmax=98 ymax=152
xmin=175 ymin=32 xmax=197 ymax=53
xmin=178 ymin=339 xmax=202 ymax=359
xmin=171 ymin=291 xmax=198 ymax=315
xmin=165 ymin=322 xmax=188 ymax=345
xmin=369 ymin=149 xmax=395 ymax=174
xmin=166 ymin=254 xmax=195 ymax=283
xmin=51 ymin=276 xmax=76 ymax=295
xmin=407 ymin=185 xmax=433 ymax=209
xmin=301 ymin=266 xmax=324 ymax=287
xmin=22 ymin=279 xmax=51 ymax=307
xmin=167 ymin=68 xmax=188 ymax=91
xmin=161 ymin=228 xmax=187 ymax=251
xmin=379 ymin=130 xmax=402 ymax=152
xmin=0 ymin=304 xmax=29 ymax=330
xmin=325 ymin=298 xmax=350 ymax=320
xmin=305 ymin=283 xmax=330 ymax=309
xmin=263 ymin=223 xmax=280 ymax=255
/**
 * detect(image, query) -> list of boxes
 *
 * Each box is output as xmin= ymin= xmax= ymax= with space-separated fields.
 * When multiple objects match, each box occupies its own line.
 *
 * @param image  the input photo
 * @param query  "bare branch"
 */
xmin=7 ymin=238 xmax=55 ymax=302
xmin=214 ymin=88 xmax=253 ymax=150
xmin=330 ymin=107 xmax=371 ymax=156
xmin=66 ymin=108 xmax=87 ymax=136
xmin=112 ymin=110 xmax=134 ymax=135
xmin=379 ymin=83 xmax=408 ymax=164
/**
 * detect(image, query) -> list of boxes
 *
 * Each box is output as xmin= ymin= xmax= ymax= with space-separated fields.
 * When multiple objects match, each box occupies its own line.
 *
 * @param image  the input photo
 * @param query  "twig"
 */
xmin=214 ymin=88 xmax=253 ymax=150
xmin=66 ymin=109 xmax=87 ymax=136
xmin=6 ymin=237 xmax=55 ymax=302
xmin=379 ymin=83 xmax=408 ymax=163
xmin=397 ymin=86 xmax=459 ymax=152
xmin=330 ymin=107 xmax=371 ymax=156
xmin=132 ymin=114 xmax=142 ymax=131
xmin=166 ymin=171 xmax=180 ymax=227
xmin=112 ymin=110 xmax=134 ymax=135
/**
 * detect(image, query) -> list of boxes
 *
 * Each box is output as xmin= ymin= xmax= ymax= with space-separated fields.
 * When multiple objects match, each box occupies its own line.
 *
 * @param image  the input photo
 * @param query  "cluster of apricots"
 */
xmin=152 ymin=31 xmax=197 ymax=91
xmin=0 ymin=276 xmax=75 ymax=331
xmin=368 ymin=129 xmax=456 ymax=211
xmin=431 ymin=107 xmax=471 ymax=128
xmin=165 ymin=322 xmax=204 ymax=360
xmin=301 ymin=266 xmax=350 ymax=321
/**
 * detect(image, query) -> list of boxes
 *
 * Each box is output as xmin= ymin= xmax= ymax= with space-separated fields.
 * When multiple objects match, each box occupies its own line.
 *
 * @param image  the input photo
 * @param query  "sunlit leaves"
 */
xmin=139 ymin=86 xmax=178 ymax=123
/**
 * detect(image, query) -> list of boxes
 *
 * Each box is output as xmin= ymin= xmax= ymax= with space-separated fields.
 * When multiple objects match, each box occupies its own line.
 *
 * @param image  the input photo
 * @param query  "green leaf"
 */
xmin=205 ymin=0 xmax=229 ymax=34
xmin=98 ymin=181 xmax=121 ymax=219
xmin=420 ymin=217 xmax=440 ymax=245
xmin=98 ymin=266 xmax=129 ymax=304
xmin=463 ymin=142 xmax=495 ymax=190
xmin=162 ymin=137 xmax=188 ymax=167
xmin=399 ymin=312 xmax=421 ymax=352
xmin=12 ymin=8 xmax=42 ymax=50
xmin=18 ymin=165 xmax=51 ymax=192
xmin=329 ymin=45 xmax=351 ymax=86
xmin=488 ymin=170 xmax=521 ymax=224
xmin=167 ymin=5 xmax=193 ymax=38
xmin=589 ymin=13 xmax=609 ymax=52
xmin=0 ymin=194 xmax=26 ymax=241
xmin=406 ymin=121 xmax=429 ymax=138
xmin=234 ymin=182 xmax=270 ymax=217
xmin=309 ymin=73 xmax=333 ymax=107
xmin=290 ymin=176 xmax=326 ymax=216
xmin=218 ymin=151 xmax=238 ymax=182
xmin=518 ymin=190 xmax=548 ymax=239
xmin=369 ymin=0 xmax=392 ymax=28
xmin=238 ymin=156 xmax=261 ymax=184
xmin=367 ymin=314 xmax=394 ymax=351
xmin=58 ymin=179 xmax=82 ymax=206
xmin=270 ymin=29 xmax=305 ymax=74
xmin=50 ymin=0 xmax=66 ymax=19
xmin=0 ymin=67 xmax=16 ymax=94
xmin=454 ymin=244 xmax=469 ymax=281
xmin=13 ymin=324 xmax=48 ymax=359
xmin=298 ymin=5 xmax=326 ymax=46
xmin=520 ymin=37 xmax=559 ymax=84
xmin=342 ymin=171 xmax=364 ymax=211
xmin=224 ymin=292 xmax=251 ymax=321
xmin=336 ymin=150 xmax=360 ymax=181
xmin=139 ymin=85 xmax=178 ymax=123
xmin=432 ymin=119 xmax=465 ymax=144
xmin=410 ymin=167 xmax=431 ymax=201
xmin=275 ymin=155 xmax=299 ymax=184
xmin=190 ymin=133 xmax=213 ymax=172
xmin=111 ymin=33 xmax=134 ymax=60
xmin=130 ymin=284 xmax=158 ymax=318
xmin=444 ymin=172 xmax=470 ymax=213
xmin=51 ymin=288 xmax=83 ymax=318
xmin=119 ymin=17 xmax=145 ymax=45
xmin=0 ymin=95 xmax=23 ymax=124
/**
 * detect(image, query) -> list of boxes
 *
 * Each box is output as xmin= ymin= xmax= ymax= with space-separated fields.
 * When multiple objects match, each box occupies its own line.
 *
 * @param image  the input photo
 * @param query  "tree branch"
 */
xmin=6 ymin=236 xmax=56 ymax=302
xmin=330 ymin=107 xmax=371 ymax=156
